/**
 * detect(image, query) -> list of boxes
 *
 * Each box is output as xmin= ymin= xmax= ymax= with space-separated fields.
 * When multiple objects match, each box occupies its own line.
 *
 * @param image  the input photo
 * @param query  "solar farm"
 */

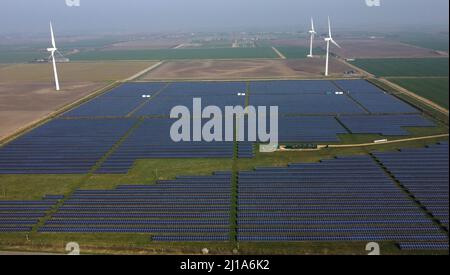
xmin=0 ymin=77 xmax=448 ymax=255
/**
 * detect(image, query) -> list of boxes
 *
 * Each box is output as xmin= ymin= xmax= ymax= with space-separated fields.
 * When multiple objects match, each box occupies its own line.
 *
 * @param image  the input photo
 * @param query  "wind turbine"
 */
xmin=324 ymin=17 xmax=341 ymax=77
xmin=307 ymin=18 xmax=317 ymax=58
xmin=47 ymin=22 xmax=60 ymax=91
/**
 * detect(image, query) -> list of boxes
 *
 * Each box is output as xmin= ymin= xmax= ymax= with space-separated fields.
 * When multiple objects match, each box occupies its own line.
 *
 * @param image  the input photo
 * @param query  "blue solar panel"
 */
xmin=0 ymin=119 xmax=136 ymax=174
xmin=41 ymin=173 xmax=231 ymax=241
xmin=0 ymin=197 xmax=59 ymax=232
xmin=63 ymin=83 xmax=168 ymax=117
xmin=373 ymin=143 xmax=449 ymax=231
xmin=237 ymin=155 xmax=448 ymax=248
xmin=334 ymin=80 xmax=419 ymax=114
xmin=338 ymin=114 xmax=435 ymax=136
xmin=97 ymin=118 xmax=237 ymax=174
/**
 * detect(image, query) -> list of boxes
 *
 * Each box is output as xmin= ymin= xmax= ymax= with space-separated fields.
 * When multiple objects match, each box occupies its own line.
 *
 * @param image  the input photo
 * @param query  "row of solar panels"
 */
xmin=40 ymin=173 xmax=232 ymax=239
xmin=0 ymin=114 xmax=435 ymax=174
xmin=237 ymin=153 xmax=448 ymax=250
xmin=0 ymin=196 xmax=61 ymax=232
xmin=1 ymin=145 xmax=447 ymax=251
xmin=62 ymin=80 xmax=419 ymax=118
xmin=373 ymin=142 xmax=449 ymax=231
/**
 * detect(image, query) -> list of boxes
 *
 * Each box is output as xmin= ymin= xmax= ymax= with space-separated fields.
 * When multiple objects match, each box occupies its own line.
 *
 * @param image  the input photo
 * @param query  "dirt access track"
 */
xmin=140 ymin=58 xmax=356 ymax=81
xmin=0 ymin=61 xmax=155 ymax=142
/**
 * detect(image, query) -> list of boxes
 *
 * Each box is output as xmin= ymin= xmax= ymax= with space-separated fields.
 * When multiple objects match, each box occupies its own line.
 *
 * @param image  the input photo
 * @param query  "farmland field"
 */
xmin=140 ymin=59 xmax=355 ymax=80
xmin=331 ymin=39 xmax=446 ymax=59
xmin=0 ymin=49 xmax=47 ymax=64
xmin=389 ymin=77 xmax=449 ymax=109
xmin=71 ymin=47 xmax=279 ymax=61
xmin=393 ymin=33 xmax=450 ymax=52
xmin=351 ymin=58 xmax=449 ymax=77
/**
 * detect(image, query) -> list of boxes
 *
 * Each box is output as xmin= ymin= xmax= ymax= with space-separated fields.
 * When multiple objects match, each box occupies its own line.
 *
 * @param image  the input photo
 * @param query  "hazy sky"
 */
xmin=0 ymin=0 xmax=448 ymax=34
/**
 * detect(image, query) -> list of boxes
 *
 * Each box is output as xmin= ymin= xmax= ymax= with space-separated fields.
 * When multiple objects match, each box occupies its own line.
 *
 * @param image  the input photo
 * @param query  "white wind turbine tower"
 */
xmin=307 ymin=18 xmax=317 ymax=58
xmin=47 ymin=22 xmax=61 ymax=91
xmin=324 ymin=17 xmax=341 ymax=77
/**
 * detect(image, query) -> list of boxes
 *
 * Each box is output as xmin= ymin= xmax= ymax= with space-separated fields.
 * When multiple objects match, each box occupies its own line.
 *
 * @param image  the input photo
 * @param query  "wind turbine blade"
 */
xmin=311 ymin=18 xmax=315 ymax=32
xmin=328 ymin=17 xmax=332 ymax=38
xmin=50 ymin=22 xmax=56 ymax=49
xmin=331 ymin=39 xmax=342 ymax=49
xmin=51 ymin=52 xmax=60 ymax=91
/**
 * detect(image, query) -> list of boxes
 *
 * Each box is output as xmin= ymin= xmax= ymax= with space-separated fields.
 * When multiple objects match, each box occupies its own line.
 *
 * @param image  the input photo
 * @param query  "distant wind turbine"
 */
xmin=324 ymin=17 xmax=341 ymax=77
xmin=307 ymin=18 xmax=317 ymax=58
xmin=47 ymin=22 xmax=61 ymax=91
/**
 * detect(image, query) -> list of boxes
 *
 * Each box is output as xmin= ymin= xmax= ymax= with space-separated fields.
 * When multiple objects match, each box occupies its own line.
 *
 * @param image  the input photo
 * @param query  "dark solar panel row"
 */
xmin=40 ymin=173 xmax=232 ymax=241
xmin=0 ymin=119 xmax=136 ymax=174
xmin=398 ymin=242 xmax=449 ymax=251
xmin=0 ymin=197 xmax=60 ymax=232
xmin=63 ymin=83 xmax=168 ymax=117
xmin=152 ymin=235 xmax=229 ymax=242
xmin=237 ymin=155 xmax=448 ymax=250
xmin=338 ymin=114 xmax=435 ymax=136
xmin=97 ymin=119 xmax=248 ymax=174
xmin=334 ymin=80 xmax=419 ymax=114
xmin=373 ymin=143 xmax=449 ymax=231
xmin=63 ymin=80 xmax=420 ymax=118
xmin=239 ymin=235 xmax=446 ymax=242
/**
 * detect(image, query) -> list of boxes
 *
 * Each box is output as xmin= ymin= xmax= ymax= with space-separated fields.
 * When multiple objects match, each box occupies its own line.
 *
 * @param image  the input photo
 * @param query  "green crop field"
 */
xmin=70 ymin=47 xmax=279 ymax=61
xmin=351 ymin=58 xmax=449 ymax=77
xmin=395 ymin=33 xmax=449 ymax=52
xmin=275 ymin=46 xmax=325 ymax=59
xmin=389 ymin=77 xmax=449 ymax=109
xmin=0 ymin=49 xmax=47 ymax=63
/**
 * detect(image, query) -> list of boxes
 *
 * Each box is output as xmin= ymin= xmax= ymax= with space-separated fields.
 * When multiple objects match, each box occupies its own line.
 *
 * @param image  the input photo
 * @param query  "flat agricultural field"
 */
xmin=0 ymin=61 xmax=155 ymax=141
xmin=389 ymin=77 xmax=449 ymax=109
xmin=0 ymin=61 xmax=155 ymax=83
xmin=265 ymin=39 xmax=310 ymax=47
xmin=140 ymin=58 xmax=356 ymax=80
xmin=0 ymin=82 xmax=106 ymax=141
xmin=393 ymin=33 xmax=450 ymax=52
xmin=331 ymin=39 xmax=447 ymax=59
xmin=351 ymin=58 xmax=449 ymax=77
xmin=70 ymin=47 xmax=279 ymax=61
xmin=103 ymin=38 xmax=187 ymax=50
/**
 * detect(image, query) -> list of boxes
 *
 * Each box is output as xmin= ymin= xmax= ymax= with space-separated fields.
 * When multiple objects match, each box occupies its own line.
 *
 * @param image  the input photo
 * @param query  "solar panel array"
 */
xmin=249 ymin=80 xmax=366 ymax=115
xmin=334 ymin=80 xmax=418 ymax=114
xmin=63 ymin=83 xmax=168 ymax=117
xmin=0 ymin=197 xmax=60 ymax=232
xmin=278 ymin=116 xmax=347 ymax=142
xmin=134 ymin=82 xmax=246 ymax=116
xmin=97 ymin=119 xmax=248 ymax=174
xmin=0 ymin=119 xmax=136 ymax=174
xmin=237 ymin=156 xmax=448 ymax=248
xmin=40 ymin=172 xmax=231 ymax=241
xmin=338 ymin=114 xmax=435 ymax=136
xmin=0 ymin=80 xmax=438 ymax=175
xmin=373 ymin=143 xmax=449 ymax=231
